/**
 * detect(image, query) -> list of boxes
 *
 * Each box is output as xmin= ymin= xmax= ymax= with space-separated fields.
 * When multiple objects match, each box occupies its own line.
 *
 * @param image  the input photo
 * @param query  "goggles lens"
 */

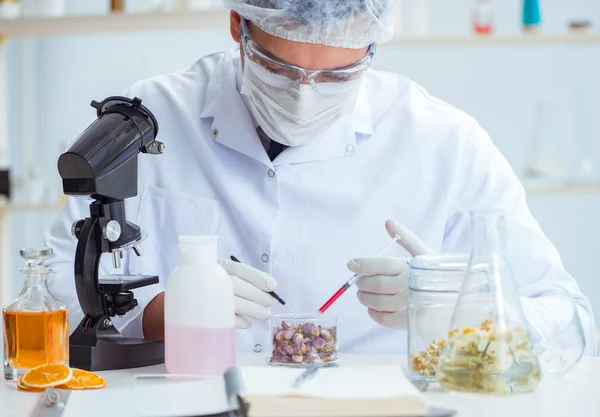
xmin=241 ymin=18 xmax=375 ymax=92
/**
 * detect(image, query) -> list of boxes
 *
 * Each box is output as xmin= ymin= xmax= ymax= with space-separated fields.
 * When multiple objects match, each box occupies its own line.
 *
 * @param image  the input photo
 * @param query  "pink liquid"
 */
xmin=165 ymin=324 xmax=236 ymax=375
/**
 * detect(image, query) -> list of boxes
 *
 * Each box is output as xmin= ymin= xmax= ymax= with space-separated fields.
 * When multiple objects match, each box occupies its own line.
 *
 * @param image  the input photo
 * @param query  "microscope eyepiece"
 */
xmin=58 ymin=96 xmax=163 ymax=201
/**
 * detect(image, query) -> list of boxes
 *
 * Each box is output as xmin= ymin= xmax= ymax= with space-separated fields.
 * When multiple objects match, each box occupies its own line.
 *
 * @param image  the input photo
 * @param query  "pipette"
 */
xmin=230 ymin=255 xmax=301 ymax=319
xmin=317 ymin=235 xmax=401 ymax=315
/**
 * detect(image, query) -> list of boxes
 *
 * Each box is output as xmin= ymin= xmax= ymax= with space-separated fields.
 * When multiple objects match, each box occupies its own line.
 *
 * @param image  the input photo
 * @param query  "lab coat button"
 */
xmin=212 ymin=128 xmax=218 ymax=138
xmin=268 ymin=169 xmax=275 ymax=178
xmin=253 ymin=344 xmax=263 ymax=353
xmin=345 ymin=144 xmax=355 ymax=154
xmin=261 ymin=254 xmax=269 ymax=262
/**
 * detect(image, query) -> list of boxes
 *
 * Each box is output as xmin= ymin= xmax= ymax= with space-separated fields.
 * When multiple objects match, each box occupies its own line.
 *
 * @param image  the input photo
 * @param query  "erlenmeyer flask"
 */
xmin=436 ymin=210 xmax=542 ymax=394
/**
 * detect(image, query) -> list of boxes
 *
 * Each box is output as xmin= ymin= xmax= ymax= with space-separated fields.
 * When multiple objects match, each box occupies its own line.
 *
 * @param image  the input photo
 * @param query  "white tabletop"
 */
xmin=1 ymin=353 xmax=599 ymax=417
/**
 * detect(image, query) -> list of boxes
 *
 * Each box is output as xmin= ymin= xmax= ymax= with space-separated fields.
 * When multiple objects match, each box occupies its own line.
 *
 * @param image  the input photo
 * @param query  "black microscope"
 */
xmin=57 ymin=96 xmax=165 ymax=371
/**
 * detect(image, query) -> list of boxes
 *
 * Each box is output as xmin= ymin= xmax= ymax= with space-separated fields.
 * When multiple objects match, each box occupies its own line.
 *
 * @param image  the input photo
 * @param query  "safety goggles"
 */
xmin=240 ymin=17 xmax=376 ymax=92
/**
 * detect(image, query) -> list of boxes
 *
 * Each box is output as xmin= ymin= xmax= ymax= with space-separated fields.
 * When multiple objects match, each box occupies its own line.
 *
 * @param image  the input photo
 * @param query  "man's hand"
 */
xmin=348 ymin=219 xmax=433 ymax=329
xmin=219 ymin=259 xmax=277 ymax=329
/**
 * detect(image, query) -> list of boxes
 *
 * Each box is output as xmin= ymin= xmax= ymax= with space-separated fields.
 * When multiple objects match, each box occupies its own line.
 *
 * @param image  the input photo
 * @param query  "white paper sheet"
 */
xmin=242 ymin=365 xmax=424 ymax=399
xmin=61 ymin=378 xmax=230 ymax=417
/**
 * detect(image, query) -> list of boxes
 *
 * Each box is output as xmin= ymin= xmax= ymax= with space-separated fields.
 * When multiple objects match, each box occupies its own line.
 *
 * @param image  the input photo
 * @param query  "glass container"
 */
xmin=0 ymin=0 xmax=20 ymax=19
xmin=437 ymin=210 xmax=542 ymax=394
xmin=472 ymin=0 xmax=494 ymax=35
xmin=407 ymin=254 xmax=468 ymax=381
xmin=267 ymin=314 xmax=339 ymax=367
xmin=20 ymin=0 xmax=65 ymax=17
xmin=3 ymin=247 xmax=69 ymax=381
xmin=111 ymin=0 xmax=124 ymax=12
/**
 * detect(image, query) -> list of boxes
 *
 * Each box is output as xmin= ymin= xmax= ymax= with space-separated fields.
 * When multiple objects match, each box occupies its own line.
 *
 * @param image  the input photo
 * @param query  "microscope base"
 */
xmin=70 ymin=337 xmax=165 ymax=371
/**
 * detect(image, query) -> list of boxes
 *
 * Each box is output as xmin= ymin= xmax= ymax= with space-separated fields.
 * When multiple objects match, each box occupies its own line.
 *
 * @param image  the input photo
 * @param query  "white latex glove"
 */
xmin=347 ymin=220 xmax=434 ymax=329
xmin=219 ymin=259 xmax=277 ymax=329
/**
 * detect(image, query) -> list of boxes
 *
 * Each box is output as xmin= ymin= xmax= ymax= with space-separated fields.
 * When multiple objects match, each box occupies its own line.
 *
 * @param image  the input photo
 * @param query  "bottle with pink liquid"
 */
xmin=472 ymin=0 xmax=494 ymax=35
xmin=165 ymin=236 xmax=236 ymax=375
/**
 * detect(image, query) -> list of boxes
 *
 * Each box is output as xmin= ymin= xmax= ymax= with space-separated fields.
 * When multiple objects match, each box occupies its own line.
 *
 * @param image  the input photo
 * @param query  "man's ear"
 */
xmin=230 ymin=11 xmax=242 ymax=43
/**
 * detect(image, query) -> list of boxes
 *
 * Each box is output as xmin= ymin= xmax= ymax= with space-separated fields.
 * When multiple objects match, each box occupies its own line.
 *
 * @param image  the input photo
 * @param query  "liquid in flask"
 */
xmin=437 ymin=210 xmax=541 ymax=394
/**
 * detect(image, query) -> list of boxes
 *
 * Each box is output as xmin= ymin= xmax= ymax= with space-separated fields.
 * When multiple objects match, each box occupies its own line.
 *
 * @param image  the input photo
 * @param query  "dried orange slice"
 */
xmin=21 ymin=364 xmax=72 ymax=389
xmin=17 ymin=377 xmax=45 ymax=392
xmin=57 ymin=368 xmax=106 ymax=390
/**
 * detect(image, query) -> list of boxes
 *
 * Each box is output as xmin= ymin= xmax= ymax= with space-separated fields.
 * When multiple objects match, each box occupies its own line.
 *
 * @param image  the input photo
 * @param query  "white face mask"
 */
xmin=240 ymin=59 xmax=363 ymax=147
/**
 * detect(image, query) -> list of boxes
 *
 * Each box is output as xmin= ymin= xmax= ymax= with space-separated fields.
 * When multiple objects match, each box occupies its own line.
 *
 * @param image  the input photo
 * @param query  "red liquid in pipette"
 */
xmin=318 ymin=235 xmax=401 ymax=315
xmin=318 ymin=284 xmax=350 ymax=314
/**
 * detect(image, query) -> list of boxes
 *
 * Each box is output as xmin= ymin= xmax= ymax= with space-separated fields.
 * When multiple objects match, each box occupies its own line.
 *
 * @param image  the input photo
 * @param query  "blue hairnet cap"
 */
xmin=222 ymin=0 xmax=395 ymax=49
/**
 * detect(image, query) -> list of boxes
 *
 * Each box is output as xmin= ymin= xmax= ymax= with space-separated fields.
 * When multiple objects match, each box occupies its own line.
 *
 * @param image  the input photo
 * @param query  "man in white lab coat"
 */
xmin=45 ymin=0 xmax=597 ymax=356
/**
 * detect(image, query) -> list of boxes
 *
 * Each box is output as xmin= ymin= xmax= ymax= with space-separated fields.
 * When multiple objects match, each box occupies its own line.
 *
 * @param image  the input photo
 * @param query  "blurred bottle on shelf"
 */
xmin=412 ymin=0 xmax=428 ymax=36
xmin=472 ymin=0 xmax=493 ymax=35
xmin=568 ymin=21 xmax=592 ymax=33
xmin=570 ymin=88 xmax=595 ymax=185
xmin=0 ymin=0 xmax=20 ymax=19
xmin=111 ymin=0 xmax=125 ymax=13
xmin=20 ymin=0 xmax=65 ymax=17
xmin=522 ymin=102 xmax=565 ymax=183
xmin=522 ymin=0 xmax=541 ymax=33
xmin=25 ymin=163 xmax=47 ymax=205
xmin=186 ymin=0 xmax=215 ymax=11
xmin=130 ymin=0 xmax=171 ymax=12
xmin=0 ymin=169 xmax=9 ymax=207
xmin=391 ymin=0 xmax=403 ymax=37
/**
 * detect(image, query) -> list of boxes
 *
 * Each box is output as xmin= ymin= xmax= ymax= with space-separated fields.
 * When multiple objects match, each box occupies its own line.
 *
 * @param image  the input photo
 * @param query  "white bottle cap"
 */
xmin=178 ymin=235 xmax=217 ymax=263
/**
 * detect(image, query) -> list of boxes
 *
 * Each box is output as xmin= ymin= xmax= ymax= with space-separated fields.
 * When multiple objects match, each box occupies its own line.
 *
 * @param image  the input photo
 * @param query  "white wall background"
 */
xmin=3 ymin=1 xmax=600 ymax=325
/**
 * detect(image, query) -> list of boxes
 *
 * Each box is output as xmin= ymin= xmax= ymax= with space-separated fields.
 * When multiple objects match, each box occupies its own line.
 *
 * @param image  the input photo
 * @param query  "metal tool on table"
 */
xmin=293 ymin=363 xmax=320 ymax=388
xmin=29 ymin=389 xmax=71 ymax=417
xmin=57 ymin=96 xmax=165 ymax=371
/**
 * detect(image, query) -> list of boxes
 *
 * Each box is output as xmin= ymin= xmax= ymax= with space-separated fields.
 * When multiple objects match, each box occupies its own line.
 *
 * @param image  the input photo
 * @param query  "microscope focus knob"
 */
xmin=71 ymin=220 xmax=85 ymax=238
xmin=102 ymin=220 xmax=122 ymax=242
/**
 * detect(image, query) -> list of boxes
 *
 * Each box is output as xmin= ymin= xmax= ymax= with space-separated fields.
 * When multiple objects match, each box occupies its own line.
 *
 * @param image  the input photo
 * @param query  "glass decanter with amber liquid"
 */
xmin=3 ymin=247 xmax=69 ymax=380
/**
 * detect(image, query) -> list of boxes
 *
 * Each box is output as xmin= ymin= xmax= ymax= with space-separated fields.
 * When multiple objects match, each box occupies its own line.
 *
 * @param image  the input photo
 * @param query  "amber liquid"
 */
xmin=3 ymin=310 xmax=69 ymax=370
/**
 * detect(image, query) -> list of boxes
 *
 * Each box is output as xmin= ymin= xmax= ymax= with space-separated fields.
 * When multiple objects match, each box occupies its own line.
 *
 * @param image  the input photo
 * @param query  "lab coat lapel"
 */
xmin=273 ymin=81 xmax=374 ymax=166
xmin=199 ymin=52 xmax=273 ymax=168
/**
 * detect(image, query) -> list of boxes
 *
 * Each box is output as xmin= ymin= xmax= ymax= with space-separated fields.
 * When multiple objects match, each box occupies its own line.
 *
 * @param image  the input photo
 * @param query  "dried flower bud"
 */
xmin=270 ymin=320 xmax=338 ymax=365
xmin=313 ymin=337 xmax=326 ymax=350
xmin=320 ymin=329 xmax=333 ymax=342
xmin=302 ymin=322 xmax=315 ymax=335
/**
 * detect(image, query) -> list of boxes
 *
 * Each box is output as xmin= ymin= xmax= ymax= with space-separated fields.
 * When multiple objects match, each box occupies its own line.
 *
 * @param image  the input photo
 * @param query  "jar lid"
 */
xmin=409 ymin=253 xmax=468 ymax=291
xmin=409 ymin=253 xmax=468 ymax=271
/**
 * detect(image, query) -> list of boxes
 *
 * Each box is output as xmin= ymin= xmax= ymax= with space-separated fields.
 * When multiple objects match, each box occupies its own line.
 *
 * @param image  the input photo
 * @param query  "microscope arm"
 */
xmin=73 ymin=215 xmax=106 ymax=323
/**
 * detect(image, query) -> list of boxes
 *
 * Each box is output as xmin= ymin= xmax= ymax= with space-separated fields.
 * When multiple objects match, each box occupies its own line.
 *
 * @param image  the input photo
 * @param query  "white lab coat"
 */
xmin=45 ymin=47 xmax=597 ymax=356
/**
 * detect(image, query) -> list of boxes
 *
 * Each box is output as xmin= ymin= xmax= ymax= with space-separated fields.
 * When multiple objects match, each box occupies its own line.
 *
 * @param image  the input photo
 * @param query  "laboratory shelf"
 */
xmin=0 ymin=10 xmax=230 ymax=37
xmin=385 ymin=32 xmax=600 ymax=47
xmin=0 ymin=202 xmax=63 ymax=216
xmin=0 ymin=11 xmax=599 ymax=46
